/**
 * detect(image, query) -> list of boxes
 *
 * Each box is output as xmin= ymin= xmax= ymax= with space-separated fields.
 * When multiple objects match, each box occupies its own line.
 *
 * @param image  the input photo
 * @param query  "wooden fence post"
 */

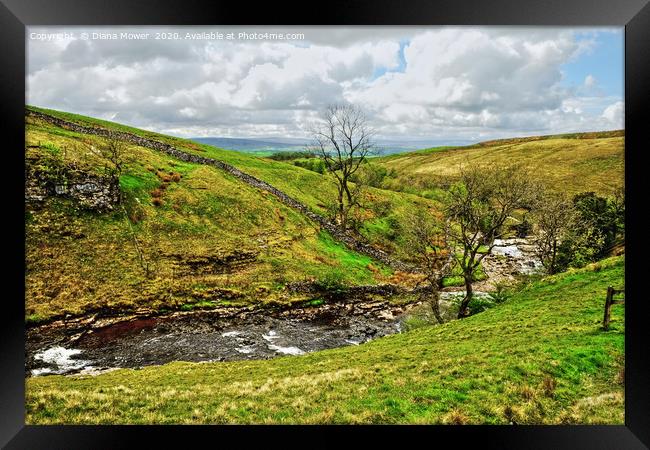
xmin=603 ymin=286 xmax=624 ymax=331
xmin=603 ymin=286 xmax=614 ymax=331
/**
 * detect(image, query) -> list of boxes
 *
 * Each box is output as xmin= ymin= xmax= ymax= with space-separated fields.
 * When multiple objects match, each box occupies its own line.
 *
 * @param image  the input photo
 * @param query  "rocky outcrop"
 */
xmin=27 ymin=109 xmax=416 ymax=272
xmin=25 ymin=155 xmax=120 ymax=211
xmin=165 ymin=249 xmax=259 ymax=275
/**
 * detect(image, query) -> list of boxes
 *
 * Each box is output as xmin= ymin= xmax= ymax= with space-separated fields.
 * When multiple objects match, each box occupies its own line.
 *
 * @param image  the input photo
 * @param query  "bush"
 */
xmin=316 ymin=271 xmax=348 ymax=295
xmin=490 ymin=283 xmax=512 ymax=304
xmin=293 ymin=158 xmax=326 ymax=174
xmin=352 ymin=163 xmax=389 ymax=188
xmin=268 ymin=151 xmax=317 ymax=161
xmin=571 ymin=192 xmax=624 ymax=261
xmin=467 ymin=295 xmax=496 ymax=315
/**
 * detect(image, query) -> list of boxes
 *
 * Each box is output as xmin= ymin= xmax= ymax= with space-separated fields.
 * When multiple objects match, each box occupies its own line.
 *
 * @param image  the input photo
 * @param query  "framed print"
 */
xmin=1 ymin=0 xmax=649 ymax=447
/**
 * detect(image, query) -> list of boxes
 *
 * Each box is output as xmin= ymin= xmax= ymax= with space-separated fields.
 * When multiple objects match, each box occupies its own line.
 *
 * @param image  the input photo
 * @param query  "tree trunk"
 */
xmin=337 ymin=187 xmax=345 ymax=228
xmin=344 ymin=181 xmax=353 ymax=204
xmin=550 ymin=239 xmax=557 ymax=275
xmin=457 ymin=274 xmax=474 ymax=318
xmin=430 ymin=287 xmax=444 ymax=324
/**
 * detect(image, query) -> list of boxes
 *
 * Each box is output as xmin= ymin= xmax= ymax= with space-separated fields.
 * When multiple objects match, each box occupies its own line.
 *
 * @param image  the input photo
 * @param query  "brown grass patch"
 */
xmin=443 ymin=408 xmax=469 ymax=424
xmin=541 ymin=376 xmax=557 ymax=398
xmin=520 ymin=385 xmax=537 ymax=401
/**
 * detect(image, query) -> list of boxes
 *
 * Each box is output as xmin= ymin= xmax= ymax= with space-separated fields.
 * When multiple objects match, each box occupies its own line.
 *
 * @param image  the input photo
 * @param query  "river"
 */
xmin=26 ymin=300 xmax=414 ymax=377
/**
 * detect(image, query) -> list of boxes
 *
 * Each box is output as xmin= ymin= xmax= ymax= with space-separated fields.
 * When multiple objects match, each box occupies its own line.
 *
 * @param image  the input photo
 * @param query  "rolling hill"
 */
xmin=374 ymin=131 xmax=624 ymax=200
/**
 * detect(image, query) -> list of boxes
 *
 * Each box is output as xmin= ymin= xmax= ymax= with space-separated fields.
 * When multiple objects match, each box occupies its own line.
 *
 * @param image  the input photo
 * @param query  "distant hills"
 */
xmin=191 ymin=136 xmax=473 ymax=156
xmin=191 ymin=137 xmax=307 ymax=154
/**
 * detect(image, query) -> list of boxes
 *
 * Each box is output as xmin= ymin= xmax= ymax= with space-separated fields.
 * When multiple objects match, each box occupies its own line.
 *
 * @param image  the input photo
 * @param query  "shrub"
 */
xmin=306 ymin=298 xmax=324 ymax=307
xmin=293 ymin=158 xmax=326 ymax=174
xmin=352 ymin=163 xmax=389 ymax=188
xmin=316 ymin=271 xmax=347 ymax=295
xmin=490 ymin=283 xmax=512 ymax=304
xmin=557 ymin=191 xmax=626 ymax=269
xmin=513 ymin=216 xmax=533 ymax=238
xmin=467 ymin=295 xmax=496 ymax=315
xmin=268 ymin=151 xmax=317 ymax=161
xmin=152 ymin=198 xmax=163 ymax=207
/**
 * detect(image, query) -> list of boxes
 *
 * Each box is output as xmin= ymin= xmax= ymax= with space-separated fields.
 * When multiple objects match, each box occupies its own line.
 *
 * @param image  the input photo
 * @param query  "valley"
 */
xmin=24 ymin=106 xmax=625 ymax=425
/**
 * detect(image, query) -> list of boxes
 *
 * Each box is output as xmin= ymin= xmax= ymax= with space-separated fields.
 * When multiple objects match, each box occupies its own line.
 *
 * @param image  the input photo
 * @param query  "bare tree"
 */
xmin=531 ymin=189 xmax=577 ymax=275
xmin=99 ymin=134 xmax=128 ymax=184
xmin=445 ymin=164 xmax=536 ymax=318
xmin=402 ymin=209 xmax=454 ymax=324
xmin=312 ymin=105 xmax=375 ymax=229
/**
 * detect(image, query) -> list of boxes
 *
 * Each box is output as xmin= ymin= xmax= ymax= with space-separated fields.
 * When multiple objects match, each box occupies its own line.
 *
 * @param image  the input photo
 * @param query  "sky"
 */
xmin=26 ymin=26 xmax=624 ymax=144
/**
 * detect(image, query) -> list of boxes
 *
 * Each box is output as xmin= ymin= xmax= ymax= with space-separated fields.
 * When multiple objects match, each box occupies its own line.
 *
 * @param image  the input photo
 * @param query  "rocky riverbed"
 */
xmin=26 ymin=300 xmax=421 ymax=377
xmin=471 ymin=237 xmax=543 ymax=290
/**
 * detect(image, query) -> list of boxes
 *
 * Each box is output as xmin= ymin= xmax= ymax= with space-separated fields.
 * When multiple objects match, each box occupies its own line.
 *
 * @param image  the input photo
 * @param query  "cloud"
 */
xmin=26 ymin=26 xmax=623 ymax=141
xmin=584 ymin=74 xmax=596 ymax=87
xmin=602 ymin=101 xmax=624 ymax=126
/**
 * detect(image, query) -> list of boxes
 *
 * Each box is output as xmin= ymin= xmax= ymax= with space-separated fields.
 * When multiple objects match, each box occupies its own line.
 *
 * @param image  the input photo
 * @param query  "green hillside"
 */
xmin=26 ymin=257 xmax=625 ymax=424
xmin=26 ymin=107 xmax=434 ymax=323
xmin=28 ymin=106 xmax=434 ymax=226
xmin=375 ymin=132 xmax=624 ymax=200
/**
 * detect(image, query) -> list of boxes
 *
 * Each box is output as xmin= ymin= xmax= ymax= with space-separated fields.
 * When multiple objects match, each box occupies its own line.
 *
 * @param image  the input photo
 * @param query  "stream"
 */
xmin=26 ymin=302 xmax=412 ymax=377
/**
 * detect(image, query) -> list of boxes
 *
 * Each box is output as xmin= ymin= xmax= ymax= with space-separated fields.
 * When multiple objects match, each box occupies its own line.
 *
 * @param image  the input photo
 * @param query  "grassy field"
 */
xmin=375 ymin=132 xmax=624 ymax=199
xmin=26 ymin=256 xmax=624 ymax=424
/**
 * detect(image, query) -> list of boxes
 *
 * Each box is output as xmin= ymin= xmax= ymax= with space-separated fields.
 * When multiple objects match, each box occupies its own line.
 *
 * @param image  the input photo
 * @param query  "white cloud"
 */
xmin=602 ymin=101 xmax=624 ymax=126
xmin=26 ymin=26 xmax=623 ymax=141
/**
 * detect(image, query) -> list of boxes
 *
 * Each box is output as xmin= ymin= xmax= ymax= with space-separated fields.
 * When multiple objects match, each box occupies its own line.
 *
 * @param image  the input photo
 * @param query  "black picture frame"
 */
xmin=1 ymin=0 xmax=648 ymax=448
